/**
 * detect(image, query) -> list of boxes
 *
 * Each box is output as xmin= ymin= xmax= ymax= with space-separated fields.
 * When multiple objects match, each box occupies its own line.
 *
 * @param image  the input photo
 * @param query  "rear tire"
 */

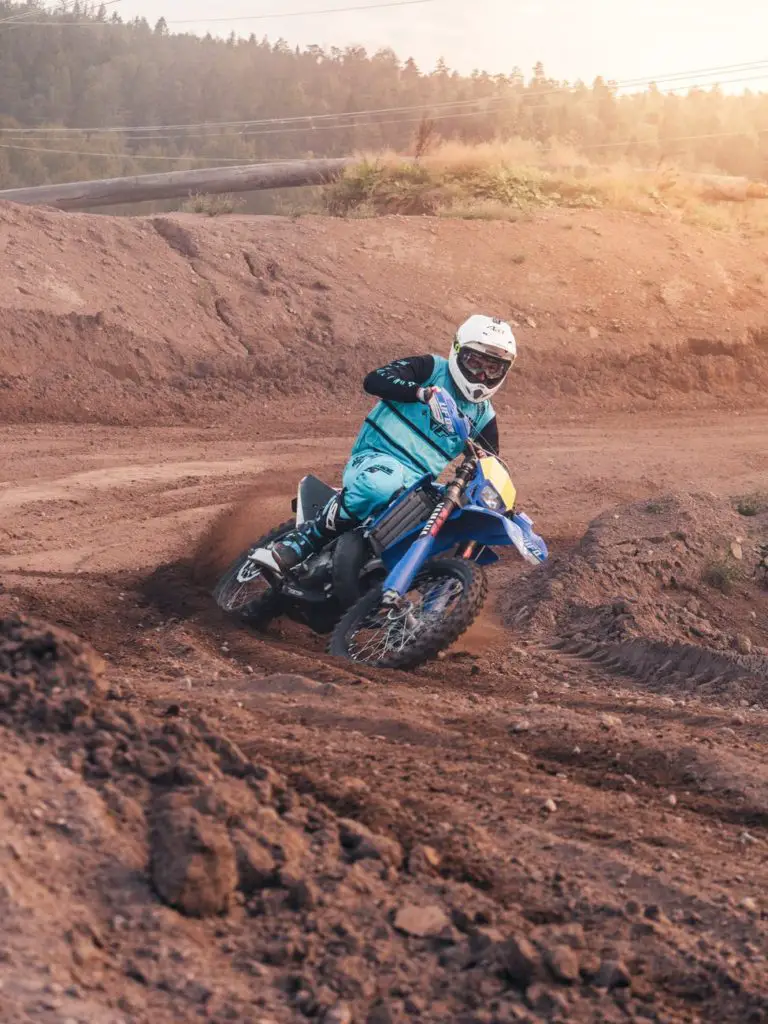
xmin=212 ymin=519 xmax=295 ymax=628
xmin=329 ymin=557 xmax=487 ymax=670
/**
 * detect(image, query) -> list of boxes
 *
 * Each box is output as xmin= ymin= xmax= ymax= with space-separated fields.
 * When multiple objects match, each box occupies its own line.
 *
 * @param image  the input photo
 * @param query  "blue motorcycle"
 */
xmin=213 ymin=389 xmax=547 ymax=669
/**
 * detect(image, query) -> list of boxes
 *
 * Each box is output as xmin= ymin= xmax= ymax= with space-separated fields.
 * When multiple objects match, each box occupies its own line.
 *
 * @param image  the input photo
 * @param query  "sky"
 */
xmin=116 ymin=0 xmax=768 ymax=89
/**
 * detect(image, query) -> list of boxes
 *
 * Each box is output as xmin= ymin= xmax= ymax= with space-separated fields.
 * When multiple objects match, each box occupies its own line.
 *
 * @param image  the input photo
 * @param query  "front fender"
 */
xmin=380 ymin=506 xmax=548 ymax=568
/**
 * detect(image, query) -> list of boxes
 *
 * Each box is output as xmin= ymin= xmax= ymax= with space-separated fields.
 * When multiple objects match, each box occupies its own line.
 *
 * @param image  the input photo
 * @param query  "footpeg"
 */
xmin=246 ymin=547 xmax=283 ymax=575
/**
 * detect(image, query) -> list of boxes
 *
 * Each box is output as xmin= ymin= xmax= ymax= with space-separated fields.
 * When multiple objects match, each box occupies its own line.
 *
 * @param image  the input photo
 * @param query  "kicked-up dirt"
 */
xmin=0 ymin=204 xmax=767 ymax=1023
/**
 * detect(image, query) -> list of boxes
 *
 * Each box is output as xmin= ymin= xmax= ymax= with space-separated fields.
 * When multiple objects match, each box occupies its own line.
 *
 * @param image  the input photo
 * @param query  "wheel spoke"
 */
xmin=346 ymin=571 xmax=467 ymax=665
xmin=216 ymin=560 xmax=270 ymax=612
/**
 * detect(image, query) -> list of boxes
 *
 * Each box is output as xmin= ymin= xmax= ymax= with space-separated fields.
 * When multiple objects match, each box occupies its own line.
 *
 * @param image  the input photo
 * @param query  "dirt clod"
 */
xmin=502 ymin=935 xmax=542 ymax=988
xmin=545 ymin=944 xmax=581 ymax=984
xmin=339 ymin=818 xmax=404 ymax=869
xmin=594 ymin=960 xmax=632 ymax=990
xmin=526 ymin=982 xmax=570 ymax=1016
xmin=394 ymin=904 xmax=452 ymax=938
xmin=408 ymin=844 xmax=442 ymax=874
xmin=150 ymin=803 xmax=238 ymax=917
xmin=233 ymin=831 xmax=278 ymax=893
xmin=325 ymin=1003 xmax=354 ymax=1024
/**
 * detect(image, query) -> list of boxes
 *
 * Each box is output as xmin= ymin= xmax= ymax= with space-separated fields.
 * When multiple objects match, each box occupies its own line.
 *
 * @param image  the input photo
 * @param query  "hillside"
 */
xmin=1 ymin=200 xmax=768 ymax=427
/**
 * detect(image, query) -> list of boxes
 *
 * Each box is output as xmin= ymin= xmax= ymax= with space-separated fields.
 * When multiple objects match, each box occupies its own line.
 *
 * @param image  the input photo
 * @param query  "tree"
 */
xmin=0 ymin=0 xmax=764 ymax=189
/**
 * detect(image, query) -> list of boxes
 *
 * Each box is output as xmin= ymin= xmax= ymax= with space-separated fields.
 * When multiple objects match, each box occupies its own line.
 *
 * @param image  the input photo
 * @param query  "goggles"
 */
xmin=459 ymin=348 xmax=513 ymax=384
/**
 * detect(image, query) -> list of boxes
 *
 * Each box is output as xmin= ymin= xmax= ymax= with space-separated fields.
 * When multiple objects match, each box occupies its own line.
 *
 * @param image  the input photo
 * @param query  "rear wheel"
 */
xmin=212 ymin=519 xmax=295 ymax=627
xmin=329 ymin=557 xmax=487 ymax=670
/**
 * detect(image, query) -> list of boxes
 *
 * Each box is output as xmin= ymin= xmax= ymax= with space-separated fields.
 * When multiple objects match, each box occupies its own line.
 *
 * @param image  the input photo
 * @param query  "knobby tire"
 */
xmin=329 ymin=557 xmax=488 ymax=670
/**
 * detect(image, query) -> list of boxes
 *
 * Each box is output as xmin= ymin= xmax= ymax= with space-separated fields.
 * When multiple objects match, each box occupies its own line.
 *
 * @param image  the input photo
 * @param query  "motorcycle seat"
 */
xmin=294 ymin=474 xmax=337 ymax=524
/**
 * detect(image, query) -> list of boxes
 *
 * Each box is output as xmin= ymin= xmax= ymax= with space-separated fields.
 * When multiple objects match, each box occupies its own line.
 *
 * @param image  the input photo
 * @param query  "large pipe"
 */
xmin=0 ymin=157 xmax=354 ymax=211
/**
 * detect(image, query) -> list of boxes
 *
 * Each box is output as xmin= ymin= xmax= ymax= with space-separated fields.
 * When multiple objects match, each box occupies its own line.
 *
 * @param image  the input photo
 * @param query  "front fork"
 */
xmin=381 ymin=462 xmax=474 ymax=607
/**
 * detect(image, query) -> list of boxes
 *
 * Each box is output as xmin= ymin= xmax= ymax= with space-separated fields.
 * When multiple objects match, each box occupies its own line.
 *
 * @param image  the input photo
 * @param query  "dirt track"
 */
xmin=1 ymin=207 xmax=767 ymax=1023
xmin=2 ymin=410 xmax=767 ymax=1024
xmin=0 ymin=411 xmax=766 ymax=572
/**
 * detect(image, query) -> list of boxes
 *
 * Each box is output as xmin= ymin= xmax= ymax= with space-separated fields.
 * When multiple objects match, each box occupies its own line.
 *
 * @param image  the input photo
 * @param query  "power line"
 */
xmin=0 ymin=95 xmax=512 ymax=134
xmin=2 ymin=58 xmax=767 ymax=138
xmin=2 ymin=68 xmax=767 ymax=151
xmin=609 ymin=59 xmax=768 ymax=89
xmin=649 ymin=72 xmax=768 ymax=93
xmin=0 ymin=0 xmax=123 ymax=25
xmin=0 ymin=0 xmax=433 ymax=26
xmin=62 ymin=72 xmax=768 ymax=145
xmin=582 ymin=125 xmax=768 ymax=151
xmin=167 ymin=0 xmax=436 ymax=23
xmin=0 ymin=4 xmax=63 ymax=25
xmin=100 ymin=71 xmax=768 ymax=143
xmin=4 ymin=121 xmax=768 ymax=168
xmin=0 ymin=9 xmax=43 ymax=25
xmin=0 ymin=107 xmax=499 ymax=157
xmin=4 ymin=99 xmax=768 ymax=165
xmin=0 ymin=141 xmax=249 ymax=161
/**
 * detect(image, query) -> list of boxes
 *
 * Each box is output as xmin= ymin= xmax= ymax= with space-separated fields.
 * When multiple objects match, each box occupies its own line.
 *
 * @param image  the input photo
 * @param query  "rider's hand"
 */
xmin=418 ymin=386 xmax=446 ymax=425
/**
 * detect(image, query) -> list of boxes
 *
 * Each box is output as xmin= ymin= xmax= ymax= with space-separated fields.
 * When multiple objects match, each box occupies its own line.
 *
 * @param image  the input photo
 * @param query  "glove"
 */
xmin=418 ymin=386 xmax=447 ymax=425
xmin=418 ymin=386 xmax=465 ymax=438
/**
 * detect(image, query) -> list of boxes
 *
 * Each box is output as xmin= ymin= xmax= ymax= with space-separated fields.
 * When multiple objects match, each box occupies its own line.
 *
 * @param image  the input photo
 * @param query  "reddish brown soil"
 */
xmin=2 ymin=201 xmax=768 ymax=426
xmin=1 ymin=205 xmax=767 ymax=1023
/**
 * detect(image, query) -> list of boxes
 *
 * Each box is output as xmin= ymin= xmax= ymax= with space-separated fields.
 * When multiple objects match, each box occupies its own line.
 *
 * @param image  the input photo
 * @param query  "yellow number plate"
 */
xmin=478 ymin=456 xmax=517 ymax=511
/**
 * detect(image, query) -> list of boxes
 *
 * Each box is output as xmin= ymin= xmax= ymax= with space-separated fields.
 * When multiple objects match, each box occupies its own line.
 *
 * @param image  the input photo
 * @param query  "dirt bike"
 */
xmin=213 ymin=389 xmax=548 ymax=668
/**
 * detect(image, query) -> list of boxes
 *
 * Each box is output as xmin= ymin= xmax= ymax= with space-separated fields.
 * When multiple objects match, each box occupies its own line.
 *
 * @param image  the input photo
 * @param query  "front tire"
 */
xmin=212 ymin=519 xmax=295 ymax=627
xmin=329 ymin=557 xmax=487 ymax=670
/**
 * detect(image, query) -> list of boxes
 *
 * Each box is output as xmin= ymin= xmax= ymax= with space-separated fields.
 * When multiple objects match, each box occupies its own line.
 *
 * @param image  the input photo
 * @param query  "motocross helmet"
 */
xmin=449 ymin=315 xmax=517 ymax=403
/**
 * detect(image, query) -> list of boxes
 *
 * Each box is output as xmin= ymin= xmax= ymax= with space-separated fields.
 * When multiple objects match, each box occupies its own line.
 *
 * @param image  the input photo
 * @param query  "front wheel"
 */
xmin=329 ymin=557 xmax=487 ymax=670
xmin=212 ymin=519 xmax=295 ymax=628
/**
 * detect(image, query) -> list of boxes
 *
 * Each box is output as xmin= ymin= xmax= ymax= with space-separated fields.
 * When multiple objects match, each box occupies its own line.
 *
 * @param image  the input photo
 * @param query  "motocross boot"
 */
xmin=250 ymin=496 xmax=354 ymax=575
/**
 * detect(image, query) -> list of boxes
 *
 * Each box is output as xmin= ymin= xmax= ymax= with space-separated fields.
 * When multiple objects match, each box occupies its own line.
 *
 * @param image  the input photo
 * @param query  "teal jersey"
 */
xmin=351 ymin=355 xmax=495 ymax=479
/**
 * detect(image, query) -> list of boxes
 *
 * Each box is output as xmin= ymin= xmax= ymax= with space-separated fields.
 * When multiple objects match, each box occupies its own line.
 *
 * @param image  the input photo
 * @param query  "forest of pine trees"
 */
xmin=0 ymin=0 xmax=767 ymax=190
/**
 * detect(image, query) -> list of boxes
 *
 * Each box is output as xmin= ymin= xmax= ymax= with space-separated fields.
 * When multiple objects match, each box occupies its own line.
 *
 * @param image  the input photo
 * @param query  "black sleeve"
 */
xmin=476 ymin=415 xmax=500 ymax=455
xmin=363 ymin=355 xmax=435 ymax=404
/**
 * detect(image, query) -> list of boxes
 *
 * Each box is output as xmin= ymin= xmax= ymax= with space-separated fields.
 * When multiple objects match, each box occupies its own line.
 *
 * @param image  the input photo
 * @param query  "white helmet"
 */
xmin=449 ymin=315 xmax=517 ymax=403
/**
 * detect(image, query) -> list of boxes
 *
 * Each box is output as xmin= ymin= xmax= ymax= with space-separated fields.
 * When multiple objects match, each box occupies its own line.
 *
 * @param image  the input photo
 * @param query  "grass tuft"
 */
xmin=702 ymin=559 xmax=742 ymax=594
xmin=735 ymin=492 xmax=767 ymax=517
xmin=181 ymin=192 xmax=244 ymax=216
xmin=645 ymin=499 xmax=666 ymax=515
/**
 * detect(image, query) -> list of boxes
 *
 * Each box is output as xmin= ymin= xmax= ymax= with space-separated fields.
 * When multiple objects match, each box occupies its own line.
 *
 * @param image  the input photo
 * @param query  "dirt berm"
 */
xmin=504 ymin=493 xmax=768 ymax=705
xmin=1 ymin=200 xmax=768 ymax=425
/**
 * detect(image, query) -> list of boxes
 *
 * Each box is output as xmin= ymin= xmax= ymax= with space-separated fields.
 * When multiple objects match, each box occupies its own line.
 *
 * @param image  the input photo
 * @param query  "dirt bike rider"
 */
xmin=251 ymin=314 xmax=517 ymax=575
